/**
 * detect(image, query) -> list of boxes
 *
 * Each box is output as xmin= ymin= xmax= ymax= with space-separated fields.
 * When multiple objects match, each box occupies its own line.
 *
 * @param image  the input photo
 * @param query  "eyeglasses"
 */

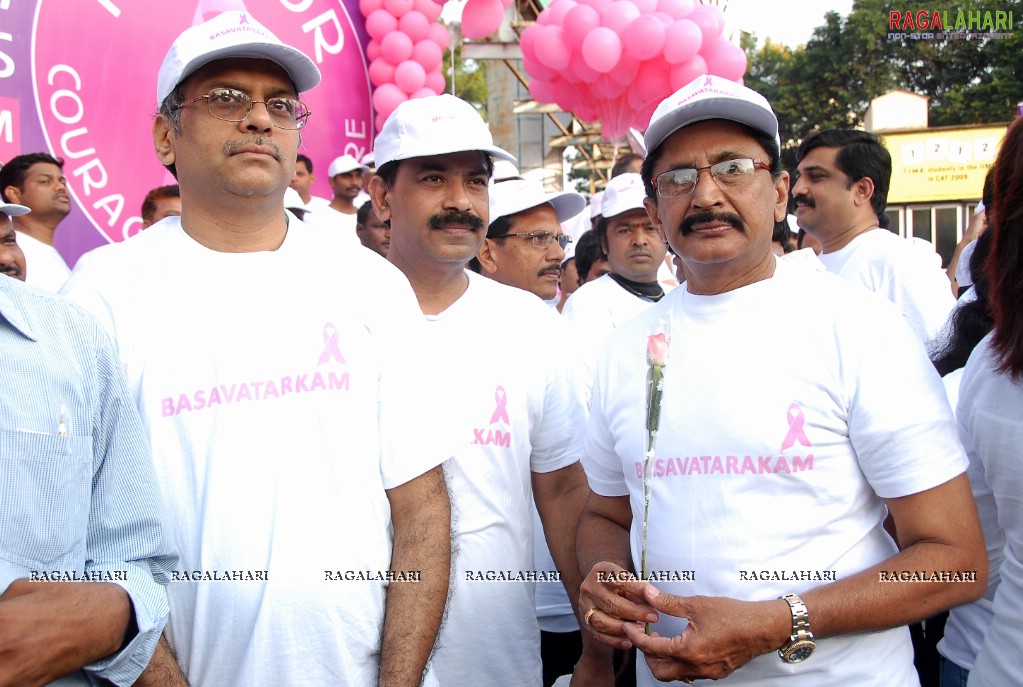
xmin=494 ymin=231 xmax=573 ymax=249
xmin=177 ymin=88 xmax=311 ymax=130
xmin=654 ymin=158 xmax=771 ymax=198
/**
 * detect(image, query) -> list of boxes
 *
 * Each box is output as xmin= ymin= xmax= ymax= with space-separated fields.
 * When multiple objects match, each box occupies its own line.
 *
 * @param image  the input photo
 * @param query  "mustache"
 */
xmin=428 ymin=209 xmax=484 ymax=232
xmin=1 ymin=266 xmax=23 ymax=279
xmin=792 ymin=194 xmax=815 ymax=208
xmin=680 ymin=211 xmax=746 ymax=235
xmin=222 ymin=136 xmax=286 ymax=163
xmin=538 ymin=265 xmax=561 ymax=277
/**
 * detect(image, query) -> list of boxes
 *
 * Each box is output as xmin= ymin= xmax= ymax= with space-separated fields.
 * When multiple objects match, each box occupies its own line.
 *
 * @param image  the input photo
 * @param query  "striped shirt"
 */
xmin=0 ymin=276 xmax=176 ymax=685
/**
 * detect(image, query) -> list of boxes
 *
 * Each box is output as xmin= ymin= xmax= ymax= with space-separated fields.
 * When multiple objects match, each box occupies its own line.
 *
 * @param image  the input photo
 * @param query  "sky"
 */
xmin=723 ymin=0 xmax=855 ymax=47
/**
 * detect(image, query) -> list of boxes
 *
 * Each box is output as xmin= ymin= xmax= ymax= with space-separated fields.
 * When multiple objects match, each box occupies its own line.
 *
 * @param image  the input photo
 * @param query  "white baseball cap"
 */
xmin=644 ymin=74 xmax=778 ymax=153
xmin=0 ymin=203 xmax=30 ymax=217
xmin=493 ymin=159 xmax=522 ymax=182
xmin=589 ymin=191 xmax=604 ymax=219
xmin=374 ymin=94 xmax=515 ymax=168
xmin=601 ymin=173 xmax=647 ymax=219
xmin=328 ymin=154 xmax=370 ymax=178
xmin=157 ymin=11 xmax=321 ymax=105
xmin=489 ymin=179 xmax=585 ymax=227
xmin=360 ymin=151 xmax=375 ymax=169
xmin=283 ymin=187 xmax=305 ymax=210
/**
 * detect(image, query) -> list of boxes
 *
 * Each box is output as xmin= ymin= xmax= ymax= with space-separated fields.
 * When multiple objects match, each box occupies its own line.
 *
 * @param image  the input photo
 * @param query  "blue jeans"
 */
xmin=940 ymin=656 xmax=969 ymax=687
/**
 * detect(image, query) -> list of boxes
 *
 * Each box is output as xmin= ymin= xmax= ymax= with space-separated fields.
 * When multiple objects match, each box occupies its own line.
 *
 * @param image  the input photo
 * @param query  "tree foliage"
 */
xmin=743 ymin=0 xmax=1023 ymax=170
xmin=443 ymin=22 xmax=489 ymax=117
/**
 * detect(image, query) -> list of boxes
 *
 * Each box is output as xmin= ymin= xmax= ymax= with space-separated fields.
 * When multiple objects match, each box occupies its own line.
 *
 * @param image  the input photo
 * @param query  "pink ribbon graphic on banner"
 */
xmin=317 ymin=323 xmax=346 ymax=365
xmin=489 ymin=385 xmax=510 ymax=425
xmin=780 ymin=402 xmax=811 ymax=451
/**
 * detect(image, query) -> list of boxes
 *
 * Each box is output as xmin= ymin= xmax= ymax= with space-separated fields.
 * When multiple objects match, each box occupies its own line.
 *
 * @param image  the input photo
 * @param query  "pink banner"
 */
xmin=0 ymin=0 xmax=372 ymax=264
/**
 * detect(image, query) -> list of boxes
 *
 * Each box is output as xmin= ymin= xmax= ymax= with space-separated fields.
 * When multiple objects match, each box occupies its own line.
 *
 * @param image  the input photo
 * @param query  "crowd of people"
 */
xmin=2 ymin=10 xmax=1021 ymax=687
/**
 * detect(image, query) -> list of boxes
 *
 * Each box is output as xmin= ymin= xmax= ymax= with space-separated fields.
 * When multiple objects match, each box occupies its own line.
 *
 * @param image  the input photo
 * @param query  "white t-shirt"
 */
xmin=302 ymin=203 xmax=361 ymax=248
xmin=61 ymin=217 xmax=448 ymax=687
xmin=425 ymin=271 xmax=586 ymax=687
xmin=954 ymin=336 xmax=1022 ymax=687
xmin=584 ymin=259 xmax=966 ymax=687
xmin=563 ymin=273 xmax=671 ymax=377
xmin=955 ymin=239 xmax=977 ymax=289
xmin=16 ymin=230 xmax=71 ymax=293
xmin=817 ymin=229 xmax=955 ymax=347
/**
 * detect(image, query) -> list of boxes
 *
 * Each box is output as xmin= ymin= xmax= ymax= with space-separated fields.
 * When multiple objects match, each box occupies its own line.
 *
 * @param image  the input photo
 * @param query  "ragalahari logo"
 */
xmin=888 ymin=8 xmax=1014 ymax=40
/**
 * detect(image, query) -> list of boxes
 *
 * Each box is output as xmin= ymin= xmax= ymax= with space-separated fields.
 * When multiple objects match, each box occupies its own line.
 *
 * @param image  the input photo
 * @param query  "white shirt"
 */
xmin=15 ymin=230 xmax=71 ymax=293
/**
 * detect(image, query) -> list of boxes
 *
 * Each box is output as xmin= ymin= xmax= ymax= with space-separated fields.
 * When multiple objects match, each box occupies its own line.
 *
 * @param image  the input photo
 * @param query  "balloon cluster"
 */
xmin=520 ymin=0 xmax=746 ymax=143
xmin=462 ymin=0 xmax=515 ymax=39
xmin=361 ymin=0 xmax=451 ymax=132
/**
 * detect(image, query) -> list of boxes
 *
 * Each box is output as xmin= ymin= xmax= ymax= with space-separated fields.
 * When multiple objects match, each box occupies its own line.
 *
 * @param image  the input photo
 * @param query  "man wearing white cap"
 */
xmin=1 ymin=203 xmax=175 ymax=687
xmin=370 ymin=94 xmax=599 ymax=687
xmin=575 ymin=75 xmax=985 ymax=686
xmin=327 ymin=153 xmax=370 ymax=217
xmin=562 ymin=172 xmax=671 ymax=362
xmin=477 ymin=179 xmax=585 ymax=301
xmin=62 ymin=11 xmax=451 ymax=687
xmin=1 ymin=202 xmax=28 ymax=281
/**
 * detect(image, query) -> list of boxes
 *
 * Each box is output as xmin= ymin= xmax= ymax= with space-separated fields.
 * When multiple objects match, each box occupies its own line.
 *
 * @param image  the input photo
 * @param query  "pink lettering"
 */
xmin=236 ymin=383 xmax=253 ymax=402
xmin=700 ymin=456 xmax=711 ymax=473
xmin=711 ymin=456 xmax=724 ymax=474
xmin=264 ymin=381 xmax=280 ymax=398
xmin=774 ymin=456 xmax=791 ymax=473
xmin=792 ymin=454 xmax=814 ymax=472
xmin=494 ymin=430 xmax=511 ymax=448
xmin=295 ymin=374 xmax=310 ymax=392
xmin=328 ymin=372 xmax=349 ymax=390
xmin=161 ymin=397 xmax=175 ymax=417
xmin=310 ymin=372 xmax=326 ymax=391
xmin=281 ymin=376 xmax=294 ymax=395
xmin=194 ymin=389 xmax=206 ymax=410
xmin=251 ymin=381 xmax=264 ymax=398
xmin=741 ymin=456 xmax=755 ymax=474
xmin=635 ymin=462 xmax=643 ymax=479
xmin=665 ymin=458 xmax=679 ymax=476
xmin=655 ymin=458 xmax=665 ymax=477
xmin=473 ymin=428 xmax=486 ymax=444
xmin=726 ymin=455 xmax=739 ymax=474
xmin=758 ymin=456 xmax=772 ymax=474
xmin=688 ymin=458 xmax=702 ymax=475
xmin=207 ymin=386 xmax=222 ymax=407
xmin=175 ymin=393 xmax=192 ymax=414
xmin=221 ymin=384 xmax=237 ymax=403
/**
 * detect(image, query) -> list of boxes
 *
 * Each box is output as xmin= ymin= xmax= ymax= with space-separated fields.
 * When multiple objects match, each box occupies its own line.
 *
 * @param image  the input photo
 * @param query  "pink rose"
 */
xmin=646 ymin=332 xmax=669 ymax=367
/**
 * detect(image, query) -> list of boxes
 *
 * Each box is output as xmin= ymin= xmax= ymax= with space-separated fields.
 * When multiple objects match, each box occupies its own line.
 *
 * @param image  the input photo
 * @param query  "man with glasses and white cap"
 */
xmin=1 ymin=202 xmax=28 ymax=281
xmin=1 ymin=200 xmax=175 ymax=687
xmin=62 ymin=11 xmax=451 ymax=687
xmin=370 ymin=94 xmax=601 ymax=687
xmin=575 ymin=75 xmax=985 ymax=686
xmin=476 ymin=179 xmax=585 ymax=302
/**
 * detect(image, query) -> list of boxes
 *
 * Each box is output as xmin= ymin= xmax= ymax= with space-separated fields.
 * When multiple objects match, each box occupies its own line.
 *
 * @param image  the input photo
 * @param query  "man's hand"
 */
xmin=568 ymin=647 xmax=615 ymax=687
xmin=621 ymin=586 xmax=789 ymax=682
xmin=578 ymin=562 xmax=658 ymax=650
xmin=133 ymin=636 xmax=190 ymax=687
xmin=0 ymin=579 xmax=131 ymax=687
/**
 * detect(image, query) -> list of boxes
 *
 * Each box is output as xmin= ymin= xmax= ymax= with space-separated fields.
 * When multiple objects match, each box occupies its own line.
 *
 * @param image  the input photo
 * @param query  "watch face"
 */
xmin=782 ymin=640 xmax=816 ymax=664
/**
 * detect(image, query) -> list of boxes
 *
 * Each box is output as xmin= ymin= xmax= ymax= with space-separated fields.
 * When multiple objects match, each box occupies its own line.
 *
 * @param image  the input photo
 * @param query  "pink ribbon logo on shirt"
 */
xmin=489 ymin=386 xmax=510 ymax=425
xmin=780 ymin=402 xmax=811 ymax=451
xmin=317 ymin=323 xmax=346 ymax=366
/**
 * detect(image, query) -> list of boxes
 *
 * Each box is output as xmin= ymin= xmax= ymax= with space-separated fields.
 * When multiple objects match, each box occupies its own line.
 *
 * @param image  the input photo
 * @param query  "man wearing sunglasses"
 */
xmin=575 ymin=75 xmax=985 ymax=686
xmin=62 ymin=11 xmax=452 ymax=687
xmin=476 ymin=178 xmax=585 ymax=302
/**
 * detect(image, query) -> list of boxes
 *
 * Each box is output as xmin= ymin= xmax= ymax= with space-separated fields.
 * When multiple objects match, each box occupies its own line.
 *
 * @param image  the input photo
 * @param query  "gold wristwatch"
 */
xmin=779 ymin=593 xmax=816 ymax=664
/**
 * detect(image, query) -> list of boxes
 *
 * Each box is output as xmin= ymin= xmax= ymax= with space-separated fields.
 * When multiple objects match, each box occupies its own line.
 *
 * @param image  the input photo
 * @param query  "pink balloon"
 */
xmin=563 ymin=4 xmax=600 ymax=50
xmin=529 ymin=78 xmax=557 ymax=104
xmin=411 ymin=87 xmax=437 ymax=99
xmin=544 ymin=0 xmax=578 ymax=27
xmin=609 ymin=52 xmax=640 ymax=86
xmin=462 ymin=0 xmax=504 ymax=39
xmin=636 ymin=59 xmax=671 ymax=102
xmin=412 ymin=39 xmax=443 ymax=71
xmin=428 ymin=22 xmax=450 ymax=49
xmin=570 ymin=52 xmax=601 ymax=82
xmin=414 ymin=0 xmax=444 ymax=21
xmin=632 ymin=0 xmax=656 ymax=12
xmin=381 ymin=30 xmax=414 ymax=63
xmin=366 ymin=39 xmax=382 ymax=61
xmin=688 ymin=3 xmax=723 ymax=41
xmin=669 ymin=54 xmax=707 ymax=91
xmin=373 ymin=83 xmax=406 ymax=117
xmin=365 ymin=9 xmax=398 ymax=39
xmin=394 ymin=59 xmax=427 ymax=93
xmin=579 ymin=0 xmax=612 ymax=13
xmin=398 ymin=11 xmax=431 ymax=41
xmin=600 ymin=1 xmax=640 ymax=35
xmin=581 ymin=26 xmax=622 ymax=73
xmin=520 ymin=25 xmax=541 ymax=63
xmin=663 ymin=19 xmax=702 ymax=64
xmin=425 ymin=70 xmax=447 ymax=94
xmin=375 ymin=111 xmax=388 ymax=132
xmin=652 ymin=11 xmax=674 ymax=26
xmin=535 ymin=25 xmax=572 ymax=71
xmin=383 ymin=0 xmax=415 ymax=17
xmin=704 ymin=39 xmax=747 ymax=81
xmin=523 ymin=55 xmax=558 ymax=82
xmin=633 ymin=99 xmax=659 ymax=130
xmin=501 ymin=0 xmax=514 ymax=8
xmin=591 ymin=75 xmax=626 ymax=100
xmin=656 ymin=0 xmax=693 ymax=19
xmin=369 ymin=58 xmax=397 ymax=87
xmin=594 ymin=97 xmax=632 ymax=142
xmin=360 ymin=0 xmax=384 ymax=16
xmin=624 ymin=15 xmax=666 ymax=61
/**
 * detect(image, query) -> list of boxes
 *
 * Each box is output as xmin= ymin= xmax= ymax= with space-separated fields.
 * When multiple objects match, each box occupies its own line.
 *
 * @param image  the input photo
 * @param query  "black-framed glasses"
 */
xmin=177 ymin=88 xmax=311 ymax=130
xmin=494 ymin=231 xmax=573 ymax=249
xmin=655 ymin=158 xmax=771 ymax=198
